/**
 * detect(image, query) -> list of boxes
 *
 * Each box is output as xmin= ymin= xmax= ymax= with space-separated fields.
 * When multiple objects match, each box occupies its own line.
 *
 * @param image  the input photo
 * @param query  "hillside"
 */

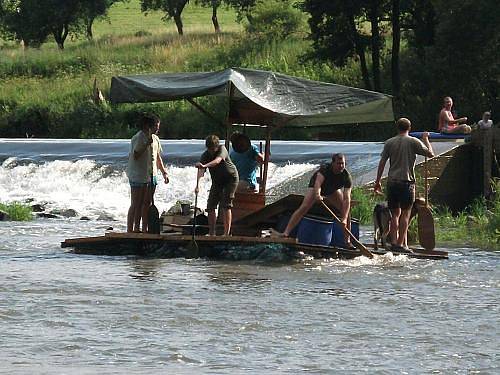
xmin=1 ymin=1 xmax=376 ymax=140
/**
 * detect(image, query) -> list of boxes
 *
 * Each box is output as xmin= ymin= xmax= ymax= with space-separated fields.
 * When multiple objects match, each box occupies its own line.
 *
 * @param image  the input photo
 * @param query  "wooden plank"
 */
xmin=61 ymin=236 xmax=108 ymax=248
xmin=104 ymin=231 xmax=297 ymax=245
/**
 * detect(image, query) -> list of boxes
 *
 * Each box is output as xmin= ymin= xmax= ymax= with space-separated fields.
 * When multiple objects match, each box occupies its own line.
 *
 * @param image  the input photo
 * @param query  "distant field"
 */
xmin=0 ymin=0 xmax=242 ymax=48
xmin=94 ymin=0 xmax=242 ymax=37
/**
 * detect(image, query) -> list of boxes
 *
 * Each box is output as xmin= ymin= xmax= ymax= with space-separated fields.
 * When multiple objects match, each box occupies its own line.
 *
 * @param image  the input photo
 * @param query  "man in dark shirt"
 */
xmin=279 ymin=153 xmax=354 ymax=248
xmin=195 ymin=135 xmax=239 ymax=236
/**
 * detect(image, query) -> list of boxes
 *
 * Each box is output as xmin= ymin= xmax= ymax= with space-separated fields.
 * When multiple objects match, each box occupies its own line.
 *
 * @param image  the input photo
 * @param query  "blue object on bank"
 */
xmin=296 ymin=216 xmax=333 ymax=246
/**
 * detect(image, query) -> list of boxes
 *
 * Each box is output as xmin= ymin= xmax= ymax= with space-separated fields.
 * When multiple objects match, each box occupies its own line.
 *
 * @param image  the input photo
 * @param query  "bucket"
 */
xmin=296 ymin=216 xmax=333 ymax=246
xmin=330 ymin=219 xmax=359 ymax=247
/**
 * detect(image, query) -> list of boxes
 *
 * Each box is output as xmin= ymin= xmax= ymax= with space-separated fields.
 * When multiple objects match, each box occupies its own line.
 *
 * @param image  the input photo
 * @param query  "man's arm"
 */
xmin=373 ymin=158 xmax=387 ymax=194
xmin=421 ymin=132 xmax=435 ymax=158
xmin=341 ymin=187 xmax=352 ymax=224
xmin=313 ymin=172 xmax=325 ymax=201
xmin=442 ymin=109 xmax=467 ymax=125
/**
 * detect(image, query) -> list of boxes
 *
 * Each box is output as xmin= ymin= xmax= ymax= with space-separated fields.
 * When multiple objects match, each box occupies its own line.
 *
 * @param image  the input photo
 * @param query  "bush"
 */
xmin=245 ymin=0 xmax=306 ymax=40
xmin=0 ymin=202 xmax=33 ymax=221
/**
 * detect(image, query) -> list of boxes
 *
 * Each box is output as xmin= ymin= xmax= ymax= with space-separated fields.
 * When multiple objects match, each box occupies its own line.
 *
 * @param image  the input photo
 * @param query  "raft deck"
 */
xmin=61 ymin=232 xmax=448 ymax=260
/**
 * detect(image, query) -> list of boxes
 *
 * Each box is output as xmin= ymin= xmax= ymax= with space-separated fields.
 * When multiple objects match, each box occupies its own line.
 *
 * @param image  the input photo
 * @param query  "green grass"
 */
xmin=0 ymin=201 xmax=33 ymax=221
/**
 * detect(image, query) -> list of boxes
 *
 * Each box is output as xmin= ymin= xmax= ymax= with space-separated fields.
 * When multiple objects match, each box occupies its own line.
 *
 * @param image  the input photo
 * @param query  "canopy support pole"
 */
xmin=260 ymin=127 xmax=272 ymax=194
xmin=225 ymin=82 xmax=235 ymax=150
xmin=186 ymin=98 xmax=225 ymax=129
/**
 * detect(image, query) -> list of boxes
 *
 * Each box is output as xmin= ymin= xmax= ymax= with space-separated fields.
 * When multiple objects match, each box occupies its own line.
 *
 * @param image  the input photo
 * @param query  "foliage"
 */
xmin=398 ymin=0 xmax=500 ymax=129
xmin=244 ymin=0 xmax=305 ymax=39
xmin=351 ymin=186 xmax=384 ymax=225
xmin=0 ymin=201 xmax=33 ymax=221
xmin=0 ymin=0 xmax=121 ymax=49
xmin=432 ymin=179 xmax=500 ymax=250
xmin=0 ymin=0 xmax=52 ymax=47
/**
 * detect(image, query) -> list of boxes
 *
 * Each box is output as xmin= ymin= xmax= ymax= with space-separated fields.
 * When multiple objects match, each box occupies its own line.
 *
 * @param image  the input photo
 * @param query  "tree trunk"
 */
xmin=212 ymin=3 xmax=220 ymax=33
xmin=53 ymin=24 xmax=69 ymax=50
xmin=391 ymin=0 xmax=401 ymax=97
xmin=86 ymin=18 xmax=94 ymax=40
xmin=368 ymin=4 xmax=382 ymax=92
xmin=174 ymin=13 xmax=183 ymax=35
xmin=348 ymin=14 xmax=372 ymax=90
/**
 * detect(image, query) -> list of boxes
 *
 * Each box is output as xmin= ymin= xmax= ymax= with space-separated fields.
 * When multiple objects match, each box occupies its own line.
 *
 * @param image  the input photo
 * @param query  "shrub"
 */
xmin=0 ymin=202 xmax=33 ymax=221
xmin=245 ymin=0 xmax=306 ymax=40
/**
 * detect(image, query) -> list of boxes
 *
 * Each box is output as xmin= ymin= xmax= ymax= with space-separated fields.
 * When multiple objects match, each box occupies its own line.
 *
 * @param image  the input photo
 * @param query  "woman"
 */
xmin=126 ymin=113 xmax=169 ymax=232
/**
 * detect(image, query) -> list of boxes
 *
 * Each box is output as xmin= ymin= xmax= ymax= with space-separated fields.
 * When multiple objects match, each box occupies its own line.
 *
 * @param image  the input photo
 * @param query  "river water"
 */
xmin=0 ymin=139 xmax=498 ymax=373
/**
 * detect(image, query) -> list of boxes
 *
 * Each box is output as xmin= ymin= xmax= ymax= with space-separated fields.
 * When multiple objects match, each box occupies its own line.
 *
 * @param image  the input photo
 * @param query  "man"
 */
xmin=195 ymin=135 xmax=239 ymax=236
xmin=438 ymin=96 xmax=471 ymax=134
xmin=374 ymin=118 xmax=434 ymax=251
xmin=230 ymin=132 xmax=264 ymax=192
xmin=279 ymin=153 xmax=354 ymax=249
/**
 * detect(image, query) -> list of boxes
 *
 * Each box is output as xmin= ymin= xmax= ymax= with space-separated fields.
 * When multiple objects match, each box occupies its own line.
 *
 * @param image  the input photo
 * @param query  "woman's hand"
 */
xmin=195 ymin=162 xmax=205 ymax=169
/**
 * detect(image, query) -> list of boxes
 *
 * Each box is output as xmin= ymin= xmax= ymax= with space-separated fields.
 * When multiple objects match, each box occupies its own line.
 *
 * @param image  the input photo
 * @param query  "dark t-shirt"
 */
xmin=308 ymin=163 xmax=352 ymax=196
xmin=200 ymin=145 xmax=238 ymax=185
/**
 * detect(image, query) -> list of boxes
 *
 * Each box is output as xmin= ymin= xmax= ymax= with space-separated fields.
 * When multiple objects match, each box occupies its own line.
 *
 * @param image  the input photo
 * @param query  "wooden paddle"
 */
xmin=417 ymin=156 xmax=436 ymax=250
xmin=147 ymin=174 xmax=160 ymax=234
xmin=320 ymin=201 xmax=374 ymax=259
xmin=185 ymin=178 xmax=200 ymax=258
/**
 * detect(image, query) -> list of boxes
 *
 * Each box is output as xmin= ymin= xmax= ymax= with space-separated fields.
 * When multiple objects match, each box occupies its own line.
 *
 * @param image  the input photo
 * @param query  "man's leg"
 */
xmin=389 ymin=207 xmax=401 ymax=245
xmin=207 ymin=209 xmax=217 ymax=236
xmin=128 ymin=186 xmax=145 ymax=232
xmin=141 ymin=184 xmax=156 ymax=232
xmin=397 ymin=207 xmax=412 ymax=247
xmin=222 ymin=208 xmax=232 ymax=236
xmin=207 ymin=185 xmax=222 ymax=236
xmin=282 ymin=188 xmax=316 ymax=236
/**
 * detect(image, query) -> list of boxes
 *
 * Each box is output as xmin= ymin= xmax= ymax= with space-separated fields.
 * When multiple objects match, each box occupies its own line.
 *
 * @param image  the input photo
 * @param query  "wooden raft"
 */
xmin=61 ymin=232 xmax=448 ymax=260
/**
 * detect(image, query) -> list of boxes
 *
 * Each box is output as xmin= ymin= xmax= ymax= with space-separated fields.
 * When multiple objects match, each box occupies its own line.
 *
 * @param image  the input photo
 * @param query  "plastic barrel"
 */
xmin=331 ymin=219 xmax=359 ymax=247
xmin=296 ymin=216 xmax=333 ymax=246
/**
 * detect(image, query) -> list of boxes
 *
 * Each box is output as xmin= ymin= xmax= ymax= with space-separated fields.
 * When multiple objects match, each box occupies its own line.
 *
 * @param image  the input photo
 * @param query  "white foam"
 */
xmin=0 ymin=160 xmax=318 ymax=221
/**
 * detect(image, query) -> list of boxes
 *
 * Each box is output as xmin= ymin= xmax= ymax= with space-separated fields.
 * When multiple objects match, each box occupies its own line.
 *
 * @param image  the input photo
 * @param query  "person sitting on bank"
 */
xmin=478 ymin=111 xmax=493 ymax=129
xmin=438 ymin=96 xmax=472 ymax=134
xmin=195 ymin=135 xmax=239 ymax=236
xmin=230 ymin=132 xmax=264 ymax=192
xmin=277 ymin=153 xmax=354 ymax=249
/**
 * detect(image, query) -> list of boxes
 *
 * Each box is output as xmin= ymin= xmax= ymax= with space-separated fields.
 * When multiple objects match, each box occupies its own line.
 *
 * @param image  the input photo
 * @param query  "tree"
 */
xmin=0 ymin=0 xmax=52 ymax=47
xmin=140 ymin=0 xmax=190 ymax=35
xmin=195 ymin=0 xmax=222 ymax=33
xmin=0 ymin=0 xmax=95 ymax=49
xmin=224 ymin=0 xmax=255 ymax=23
xmin=245 ymin=0 xmax=305 ymax=39
xmin=302 ymin=0 xmax=374 ymax=90
xmin=82 ymin=0 xmax=125 ymax=40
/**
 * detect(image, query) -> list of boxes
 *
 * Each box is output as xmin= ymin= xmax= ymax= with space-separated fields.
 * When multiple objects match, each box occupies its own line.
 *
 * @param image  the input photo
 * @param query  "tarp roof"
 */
xmin=110 ymin=67 xmax=393 ymax=127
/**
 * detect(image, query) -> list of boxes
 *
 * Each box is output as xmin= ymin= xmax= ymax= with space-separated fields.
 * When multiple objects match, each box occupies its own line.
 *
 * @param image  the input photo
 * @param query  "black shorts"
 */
xmin=387 ymin=180 xmax=415 ymax=210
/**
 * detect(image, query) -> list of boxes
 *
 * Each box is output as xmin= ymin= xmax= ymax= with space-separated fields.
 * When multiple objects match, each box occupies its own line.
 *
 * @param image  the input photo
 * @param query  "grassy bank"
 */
xmin=1 ymin=1 xmax=389 ymax=140
xmin=353 ymin=182 xmax=500 ymax=251
xmin=0 ymin=202 xmax=33 ymax=221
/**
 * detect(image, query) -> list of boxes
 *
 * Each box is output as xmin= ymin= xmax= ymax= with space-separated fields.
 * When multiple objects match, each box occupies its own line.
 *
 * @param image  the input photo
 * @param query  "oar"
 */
xmin=185 ymin=178 xmax=200 ymax=258
xmin=320 ymin=200 xmax=374 ymax=259
xmin=417 ymin=156 xmax=436 ymax=250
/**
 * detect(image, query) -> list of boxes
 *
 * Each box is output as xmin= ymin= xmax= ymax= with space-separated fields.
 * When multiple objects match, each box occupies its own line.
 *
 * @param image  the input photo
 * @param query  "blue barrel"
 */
xmin=331 ymin=219 xmax=359 ymax=247
xmin=296 ymin=216 xmax=333 ymax=246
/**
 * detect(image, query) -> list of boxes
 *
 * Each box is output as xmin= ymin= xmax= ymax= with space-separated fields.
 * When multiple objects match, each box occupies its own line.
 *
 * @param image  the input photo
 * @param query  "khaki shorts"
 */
xmin=207 ymin=178 xmax=238 ymax=210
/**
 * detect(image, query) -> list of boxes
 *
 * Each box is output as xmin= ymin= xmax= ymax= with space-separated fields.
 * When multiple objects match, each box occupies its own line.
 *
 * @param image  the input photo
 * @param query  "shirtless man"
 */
xmin=438 ymin=96 xmax=471 ymax=134
xmin=278 ymin=153 xmax=354 ymax=249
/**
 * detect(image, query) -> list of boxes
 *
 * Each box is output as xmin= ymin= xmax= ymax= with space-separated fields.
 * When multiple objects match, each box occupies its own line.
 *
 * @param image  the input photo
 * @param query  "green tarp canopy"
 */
xmin=110 ymin=67 xmax=393 ymax=127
